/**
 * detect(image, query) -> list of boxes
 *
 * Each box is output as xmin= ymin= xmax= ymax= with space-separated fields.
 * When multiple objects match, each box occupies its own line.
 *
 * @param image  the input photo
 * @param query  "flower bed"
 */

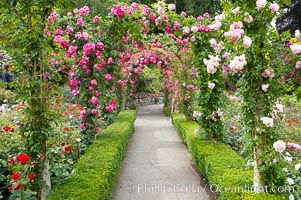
xmin=171 ymin=113 xmax=286 ymax=200
xmin=47 ymin=110 xmax=136 ymax=200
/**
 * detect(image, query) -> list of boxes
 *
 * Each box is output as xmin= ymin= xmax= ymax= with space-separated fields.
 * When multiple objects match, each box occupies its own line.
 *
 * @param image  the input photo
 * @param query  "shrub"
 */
xmin=171 ymin=113 xmax=286 ymax=200
xmin=163 ymin=105 xmax=171 ymax=117
xmin=47 ymin=110 xmax=136 ymax=200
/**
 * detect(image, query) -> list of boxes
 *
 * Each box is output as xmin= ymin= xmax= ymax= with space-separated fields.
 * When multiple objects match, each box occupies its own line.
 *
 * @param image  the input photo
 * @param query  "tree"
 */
xmin=276 ymin=0 xmax=301 ymax=34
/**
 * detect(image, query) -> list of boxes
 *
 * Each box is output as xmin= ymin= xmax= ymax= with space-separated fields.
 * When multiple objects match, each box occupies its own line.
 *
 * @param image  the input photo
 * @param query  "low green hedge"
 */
xmin=171 ymin=113 xmax=286 ymax=200
xmin=48 ymin=110 xmax=136 ymax=200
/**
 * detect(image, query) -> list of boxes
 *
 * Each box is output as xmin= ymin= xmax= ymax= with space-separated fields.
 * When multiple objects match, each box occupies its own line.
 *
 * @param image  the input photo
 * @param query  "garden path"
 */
xmin=111 ymin=104 xmax=210 ymax=200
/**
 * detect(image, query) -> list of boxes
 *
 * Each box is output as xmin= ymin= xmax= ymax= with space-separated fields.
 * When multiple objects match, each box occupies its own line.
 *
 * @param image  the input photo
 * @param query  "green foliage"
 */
xmin=163 ymin=105 xmax=171 ymax=117
xmin=171 ymin=113 xmax=287 ymax=199
xmin=47 ymin=110 xmax=136 ymax=200
xmin=137 ymin=66 xmax=163 ymax=93
xmin=127 ymin=100 xmax=137 ymax=110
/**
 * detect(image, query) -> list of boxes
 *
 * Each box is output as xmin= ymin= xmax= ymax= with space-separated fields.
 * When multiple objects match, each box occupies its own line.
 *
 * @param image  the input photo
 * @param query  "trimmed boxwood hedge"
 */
xmin=48 ymin=110 xmax=136 ymax=200
xmin=171 ymin=113 xmax=286 ymax=200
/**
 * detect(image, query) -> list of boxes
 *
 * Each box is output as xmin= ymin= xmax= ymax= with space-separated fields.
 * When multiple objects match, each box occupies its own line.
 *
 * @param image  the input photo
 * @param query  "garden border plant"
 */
xmin=171 ymin=113 xmax=287 ymax=200
xmin=47 ymin=110 xmax=136 ymax=200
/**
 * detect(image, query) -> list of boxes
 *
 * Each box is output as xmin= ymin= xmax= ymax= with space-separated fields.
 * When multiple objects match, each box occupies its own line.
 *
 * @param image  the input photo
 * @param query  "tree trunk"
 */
xmin=253 ymin=144 xmax=265 ymax=192
xmin=40 ymin=159 xmax=51 ymax=200
xmin=174 ymin=0 xmax=177 ymax=12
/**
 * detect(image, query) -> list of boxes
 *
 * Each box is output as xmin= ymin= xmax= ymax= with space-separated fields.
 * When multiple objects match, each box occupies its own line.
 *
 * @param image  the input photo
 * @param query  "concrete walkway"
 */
xmin=111 ymin=104 xmax=210 ymax=200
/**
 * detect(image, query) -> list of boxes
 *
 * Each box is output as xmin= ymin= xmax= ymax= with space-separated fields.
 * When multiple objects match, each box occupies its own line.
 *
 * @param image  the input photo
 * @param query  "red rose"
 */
xmin=32 ymin=161 xmax=38 ymax=165
xmin=3 ymin=125 xmax=13 ymax=132
xmin=11 ymin=172 xmax=20 ymax=180
xmin=28 ymin=173 xmax=35 ymax=180
xmin=9 ymin=182 xmax=23 ymax=191
xmin=16 ymin=153 xmax=30 ymax=165
xmin=9 ymin=157 xmax=15 ymax=165
xmin=64 ymin=146 xmax=72 ymax=152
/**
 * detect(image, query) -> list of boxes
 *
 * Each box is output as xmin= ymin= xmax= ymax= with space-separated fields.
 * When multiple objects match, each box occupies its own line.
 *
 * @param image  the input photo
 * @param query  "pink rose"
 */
xmin=256 ymin=0 xmax=267 ymax=10
xmin=273 ymin=140 xmax=286 ymax=153
xmin=149 ymin=13 xmax=156 ymax=21
xmin=260 ymin=117 xmax=274 ymax=127
xmin=93 ymin=16 xmax=99 ymax=23
xmin=244 ymin=15 xmax=253 ymax=23
xmin=104 ymin=73 xmax=113 ymax=81
xmin=108 ymin=57 xmax=113 ymax=64
xmin=90 ymin=96 xmax=98 ymax=105
xmin=261 ymin=84 xmax=269 ymax=92
xmin=77 ymin=18 xmax=84 ymax=26
xmin=203 ymin=13 xmax=209 ymax=18
xmin=90 ymin=79 xmax=97 ymax=86
xmin=208 ymin=82 xmax=215 ymax=90
xmin=295 ymin=61 xmax=301 ymax=69
xmin=269 ymin=3 xmax=279 ymax=13
xmin=168 ymin=4 xmax=176 ymax=10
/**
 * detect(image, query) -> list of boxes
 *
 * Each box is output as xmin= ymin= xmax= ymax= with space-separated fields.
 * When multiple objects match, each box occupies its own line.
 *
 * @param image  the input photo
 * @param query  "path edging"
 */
xmin=171 ymin=113 xmax=286 ymax=200
xmin=47 ymin=110 xmax=136 ymax=200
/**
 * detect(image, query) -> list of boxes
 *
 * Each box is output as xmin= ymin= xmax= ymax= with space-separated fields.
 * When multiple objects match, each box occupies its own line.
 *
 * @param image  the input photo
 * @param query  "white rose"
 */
xmin=287 ymin=178 xmax=295 ymax=185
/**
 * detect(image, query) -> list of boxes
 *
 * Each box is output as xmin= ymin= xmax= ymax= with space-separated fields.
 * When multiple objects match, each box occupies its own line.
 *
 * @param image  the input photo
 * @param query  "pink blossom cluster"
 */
xmin=260 ymin=117 xmax=274 ymax=127
xmin=104 ymin=73 xmax=114 ymax=81
xmin=288 ymin=142 xmax=301 ymax=150
xmin=229 ymin=54 xmax=247 ymax=72
xmin=290 ymin=44 xmax=301 ymax=54
xmin=90 ymin=96 xmax=98 ymax=105
xmin=261 ymin=69 xmax=274 ymax=78
xmin=224 ymin=21 xmax=244 ymax=43
xmin=261 ymin=84 xmax=269 ymax=92
xmin=256 ymin=0 xmax=267 ymax=10
xmin=106 ymin=99 xmax=117 ymax=112
xmin=186 ymin=85 xmax=198 ymax=90
xmin=269 ymin=3 xmax=279 ymax=13
xmin=273 ymin=140 xmax=286 ymax=153
xmin=53 ymin=35 xmax=69 ymax=49
xmin=142 ymin=6 xmax=150 ymax=16
xmin=68 ymin=79 xmax=80 ymax=96
xmin=244 ymin=15 xmax=253 ymax=23
xmin=243 ymin=36 xmax=252 ymax=48
xmin=75 ymin=32 xmax=90 ymax=41
xmin=83 ymin=42 xmax=95 ymax=56
xmin=208 ymin=82 xmax=215 ymax=90
xmin=203 ymin=55 xmax=221 ymax=74
xmin=111 ymin=5 xmax=125 ymax=20
xmin=295 ymin=61 xmax=301 ymax=69
xmin=209 ymin=108 xmax=223 ymax=122
xmin=79 ymin=109 xmax=86 ymax=121
xmin=48 ymin=11 xmax=57 ymax=21
xmin=209 ymin=39 xmax=224 ymax=54
xmin=232 ymin=6 xmax=240 ymax=14
xmin=79 ymin=6 xmax=90 ymax=15
xmin=66 ymin=45 xmax=77 ymax=58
